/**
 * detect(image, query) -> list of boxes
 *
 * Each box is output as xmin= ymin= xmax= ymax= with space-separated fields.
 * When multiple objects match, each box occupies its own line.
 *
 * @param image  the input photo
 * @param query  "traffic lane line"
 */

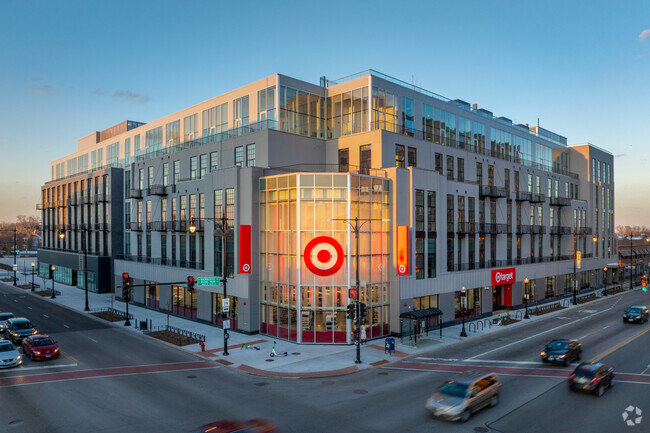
xmin=590 ymin=326 xmax=650 ymax=363
xmin=0 ymin=361 xmax=218 ymax=388
xmin=382 ymin=361 xmax=650 ymax=384
xmin=60 ymin=350 xmax=82 ymax=365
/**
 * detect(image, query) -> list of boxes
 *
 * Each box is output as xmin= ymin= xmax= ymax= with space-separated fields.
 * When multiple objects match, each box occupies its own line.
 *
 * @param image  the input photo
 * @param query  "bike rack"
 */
xmin=476 ymin=320 xmax=484 ymax=331
xmin=469 ymin=322 xmax=476 ymax=333
xmin=514 ymin=311 xmax=523 ymax=320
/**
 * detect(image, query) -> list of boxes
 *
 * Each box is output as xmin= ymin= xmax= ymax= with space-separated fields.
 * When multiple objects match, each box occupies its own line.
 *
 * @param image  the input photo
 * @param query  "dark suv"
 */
xmin=569 ymin=362 xmax=615 ymax=397
xmin=623 ymin=306 xmax=648 ymax=324
xmin=3 ymin=318 xmax=38 ymax=344
xmin=541 ymin=339 xmax=582 ymax=366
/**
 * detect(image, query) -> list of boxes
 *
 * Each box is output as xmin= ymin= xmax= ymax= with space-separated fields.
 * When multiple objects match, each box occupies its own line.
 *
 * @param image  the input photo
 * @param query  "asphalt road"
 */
xmin=0 ymin=282 xmax=648 ymax=433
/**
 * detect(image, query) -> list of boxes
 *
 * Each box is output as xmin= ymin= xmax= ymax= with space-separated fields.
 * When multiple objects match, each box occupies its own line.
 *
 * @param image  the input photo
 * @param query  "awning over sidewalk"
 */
xmin=400 ymin=308 xmax=443 ymax=345
xmin=399 ymin=308 xmax=443 ymax=321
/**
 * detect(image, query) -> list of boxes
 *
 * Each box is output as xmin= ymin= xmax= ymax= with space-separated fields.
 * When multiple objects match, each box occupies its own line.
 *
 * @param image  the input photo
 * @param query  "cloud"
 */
xmin=614 ymin=153 xmax=625 ymax=158
xmin=92 ymin=89 xmax=108 ymax=96
xmin=28 ymin=85 xmax=55 ymax=95
xmin=113 ymin=90 xmax=149 ymax=103
xmin=640 ymin=29 xmax=650 ymax=41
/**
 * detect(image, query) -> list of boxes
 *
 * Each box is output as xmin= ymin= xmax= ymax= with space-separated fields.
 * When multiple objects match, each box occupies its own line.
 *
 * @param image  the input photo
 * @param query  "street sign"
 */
xmin=576 ymin=251 xmax=582 ymax=269
xmin=222 ymin=298 xmax=230 ymax=312
xmin=348 ymin=288 xmax=358 ymax=299
xmin=79 ymin=254 xmax=85 ymax=270
xmin=12 ymin=264 xmax=17 ymax=271
xmin=223 ymin=320 xmax=231 ymax=329
xmin=197 ymin=277 xmax=220 ymax=286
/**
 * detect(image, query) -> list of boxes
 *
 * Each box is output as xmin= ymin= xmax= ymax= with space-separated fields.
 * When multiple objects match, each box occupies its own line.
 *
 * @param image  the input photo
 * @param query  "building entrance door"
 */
xmin=492 ymin=287 xmax=502 ymax=310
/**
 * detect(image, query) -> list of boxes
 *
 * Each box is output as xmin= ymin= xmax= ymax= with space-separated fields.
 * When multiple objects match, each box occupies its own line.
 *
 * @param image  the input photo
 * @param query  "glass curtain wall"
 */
xmin=260 ymin=173 xmax=391 ymax=344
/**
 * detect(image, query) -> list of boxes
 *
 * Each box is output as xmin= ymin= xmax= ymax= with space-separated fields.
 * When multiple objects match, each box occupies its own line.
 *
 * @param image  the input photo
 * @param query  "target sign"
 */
xmin=304 ymin=236 xmax=344 ymax=277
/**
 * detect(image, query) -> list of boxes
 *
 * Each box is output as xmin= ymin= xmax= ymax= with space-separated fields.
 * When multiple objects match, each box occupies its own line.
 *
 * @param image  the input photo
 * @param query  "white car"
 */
xmin=0 ymin=340 xmax=22 ymax=368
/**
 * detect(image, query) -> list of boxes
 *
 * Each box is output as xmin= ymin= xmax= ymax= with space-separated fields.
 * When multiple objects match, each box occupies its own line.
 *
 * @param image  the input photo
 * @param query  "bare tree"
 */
xmin=15 ymin=215 xmax=40 ymax=250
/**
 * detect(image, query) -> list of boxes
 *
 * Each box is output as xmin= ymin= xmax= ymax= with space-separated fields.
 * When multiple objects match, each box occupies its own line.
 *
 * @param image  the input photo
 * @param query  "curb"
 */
xmin=236 ymin=364 xmax=360 ymax=378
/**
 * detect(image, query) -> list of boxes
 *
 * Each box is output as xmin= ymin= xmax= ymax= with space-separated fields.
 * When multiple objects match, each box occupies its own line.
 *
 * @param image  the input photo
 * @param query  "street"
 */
xmin=0 ymin=281 xmax=648 ymax=433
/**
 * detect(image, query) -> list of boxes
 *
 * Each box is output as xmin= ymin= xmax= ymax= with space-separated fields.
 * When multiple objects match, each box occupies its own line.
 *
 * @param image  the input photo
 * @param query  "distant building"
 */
xmin=39 ymin=70 xmax=614 ymax=343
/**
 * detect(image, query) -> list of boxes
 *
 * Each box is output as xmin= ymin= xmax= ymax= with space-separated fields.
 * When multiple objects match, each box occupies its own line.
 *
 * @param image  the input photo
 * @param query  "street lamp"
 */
xmin=602 ymin=267 xmax=608 ymax=296
xmin=189 ymin=213 xmax=230 ymax=356
xmin=59 ymin=229 xmax=90 ymax=311
xmin=50 ymin=265 xmax=56 ymax=299
xmin=31 ymin=262 xmax=35 ymax=292
xmin=330 ymin=216 xmax=389 ymax=364
xmin=523 ymin=278 xmax=530 ymax=319
xmin=572 ymin=232 xmax=578 ymax=305
xmin=459 ymin=287 xmax=467 ymax=337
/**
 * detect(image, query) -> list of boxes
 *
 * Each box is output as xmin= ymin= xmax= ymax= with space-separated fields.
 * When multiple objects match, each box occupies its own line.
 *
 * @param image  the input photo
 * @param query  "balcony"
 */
xmin=550 ymin=226 xmax=572 ymax=235
xmin=172 ymin=220 xmax=187 ymax=232
xmin=131 ymin=222 xmax=143 ymax=231
xmin=149 ymin=221 xmax=166 ymax=231
xmin=530 ymin=225 xmax=546 ymax=235
xmin=130 ymin=189 xmax=143 ymax=199
xmin=457 ymin=222 xmax=477 ymax=235
xmin=517 ymin=224 xmax=531 ymax=234
xmin=549 ymin=196 xmax=572 ymax=206
xmin=81 ymin=194 xmax=91 ymax=204
xmin=577 ymin=227 xmax=593 ymax=235
xmin=148 ymin=185 xmax=166 ymax=196
xmin=515 ymin=191 xmax=532 ymax=202
xmin=530 ymin=193 xmax=546 ymax=203
xmin=65 ymin=195 xmax=78 ymax=206
xmin=479 ymin=223 xmax=507 ymax=234
xmin=479 ymin=185 xmax=508 ymax=198
xmin=94 ymin=192 xmax=108 ymax=202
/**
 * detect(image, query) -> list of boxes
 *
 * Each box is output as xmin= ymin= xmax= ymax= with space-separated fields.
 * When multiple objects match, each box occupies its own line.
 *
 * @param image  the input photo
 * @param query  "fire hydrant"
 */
xmin=199 ymin=342 xmax=205 ymax=352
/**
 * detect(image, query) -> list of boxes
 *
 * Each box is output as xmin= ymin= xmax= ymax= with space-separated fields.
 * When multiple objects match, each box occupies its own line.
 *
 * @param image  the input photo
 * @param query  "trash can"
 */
xmin=139 ymin=320 xmax=148 ymax=331
xmin=384 ymin=337 xmax=395 ymax=355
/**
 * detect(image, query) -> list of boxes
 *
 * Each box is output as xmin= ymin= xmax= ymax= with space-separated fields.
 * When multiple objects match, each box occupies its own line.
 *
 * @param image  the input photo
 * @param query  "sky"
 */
xmin=0 ymin=0 xmax=649 ymax=226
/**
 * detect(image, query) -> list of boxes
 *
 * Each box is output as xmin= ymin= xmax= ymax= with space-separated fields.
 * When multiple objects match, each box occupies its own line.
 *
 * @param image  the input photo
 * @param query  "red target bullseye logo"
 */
xmin=304 ymin=236 xmax=344 ymax=277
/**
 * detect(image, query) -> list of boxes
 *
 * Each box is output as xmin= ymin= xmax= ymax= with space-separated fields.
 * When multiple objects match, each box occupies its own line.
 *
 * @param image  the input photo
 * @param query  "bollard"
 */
xmin=199 ymin=342 xmax=205 ymax=352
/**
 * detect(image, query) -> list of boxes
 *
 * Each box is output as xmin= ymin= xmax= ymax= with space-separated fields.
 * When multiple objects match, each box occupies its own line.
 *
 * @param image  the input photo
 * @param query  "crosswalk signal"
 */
xmin=187 ymin=276 xmax=196 ymax=292
xmin=121 ymin=273 xmax=131 ymax=302
xmin=347 ymin=303 xmax=356 ymax=320
xmin=359 ymin=302 xmax=367 ymax=321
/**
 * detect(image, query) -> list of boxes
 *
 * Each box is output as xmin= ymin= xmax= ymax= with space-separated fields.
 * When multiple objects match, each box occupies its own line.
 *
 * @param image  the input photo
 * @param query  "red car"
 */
xmin=22 ymin=335 xmax=60 ymax=361
xmin=190 ymin=419 xmax=278 ymax=433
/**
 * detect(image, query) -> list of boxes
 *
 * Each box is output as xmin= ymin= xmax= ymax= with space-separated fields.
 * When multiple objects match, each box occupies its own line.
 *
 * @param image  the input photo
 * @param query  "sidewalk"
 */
xmin=0 ymin=258 xmax=631 ymax=378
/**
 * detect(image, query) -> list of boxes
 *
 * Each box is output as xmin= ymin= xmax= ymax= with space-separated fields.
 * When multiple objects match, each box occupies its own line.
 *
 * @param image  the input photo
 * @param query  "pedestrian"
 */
xmin=360 ymin=325 xmax=367 ymax=345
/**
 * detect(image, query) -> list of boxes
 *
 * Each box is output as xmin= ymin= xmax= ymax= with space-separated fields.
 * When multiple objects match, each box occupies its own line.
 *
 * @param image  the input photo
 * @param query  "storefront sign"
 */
xmin=304 ymin=236 xmax=344 ymax=277
xmin=491 ymin=268 xmax=516 ymax=285
xmin=397 ymin=226 xmax=409 ymax=275
xmin=239 ymin=225 xmax=251 ymax=273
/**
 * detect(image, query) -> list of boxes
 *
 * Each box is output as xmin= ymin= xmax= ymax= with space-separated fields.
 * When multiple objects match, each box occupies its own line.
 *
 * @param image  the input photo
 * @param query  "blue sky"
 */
xmin=1 ymin=0 xmax=649 ymax=226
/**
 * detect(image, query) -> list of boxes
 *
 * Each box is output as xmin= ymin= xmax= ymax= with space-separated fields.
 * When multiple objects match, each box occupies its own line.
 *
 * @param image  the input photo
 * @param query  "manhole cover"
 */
xmin=254 ymin=382 xmax=269 ymax=387
xmin=322 ymin=380 xmax=336 ymax=385
xmin=266 ymin=359 xmax=274 ymax=362
xmin=186 ymin=375 xmax=197 ymax=379
xmin=8 ymin=420 xmax=24 ymax=426
xmin=353 ymin=389 xmax=368 ymax=394
xmin=378 ymin=372 xmax=389 ymax=375
xmin=291 ymin=352 xmax=301 ymax=355
xmin=474 ymin=428 xmax=489 ymax=433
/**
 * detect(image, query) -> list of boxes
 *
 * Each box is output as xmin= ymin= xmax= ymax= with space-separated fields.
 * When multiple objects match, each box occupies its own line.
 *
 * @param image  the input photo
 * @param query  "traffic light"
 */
xmin=642 ymin=276 xmax=647 ymax=292
xmin=347 ymin=303 xmax=356 ymax=320
xmin=121 ymin=273 xmax=130 ymax=302
xmin=187 ymin=276 xmax=196 ymax=292
xmin=359 ymin=302 xmax=367 ymax=321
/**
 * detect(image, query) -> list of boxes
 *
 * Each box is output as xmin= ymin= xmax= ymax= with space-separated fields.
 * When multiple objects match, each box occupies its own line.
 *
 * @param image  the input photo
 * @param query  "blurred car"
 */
xmin=190 ymin=419 xmax=278 ymax=433
xmin=22 ymin=335 xmax=59 ymax=361
xmin=623 ymin=306 xmax=648 ymax=323
xmin=425 ymin=370 xmax=501 ymax=422
xmin=2 ymin=318 xmax=38 ymax=344
xmin=0 ymin=340 xmax=22 ymax=368
xmin=540 ymin=339 xmax=581 ymax=366
xmin=569 ymin=362 xmax=615 ymax=397
xmin=0 ymin=312 xmax=15 ymax=332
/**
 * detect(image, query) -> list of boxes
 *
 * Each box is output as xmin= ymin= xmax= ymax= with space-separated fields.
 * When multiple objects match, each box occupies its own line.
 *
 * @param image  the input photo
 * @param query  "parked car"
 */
xmin=541 ymin=339 xmax=582 ymax=366
xmin=190 ymin=419 xmax=279 ymax=433
xmin=0 ymin=340 xmax=22 ymax=368
xmin=2 ymin=318 xmax=37 ymax=344
xmin=425 ymin=370 xmax=501 ymax=422
xmin=568 ymin=362 xmax=615 ymax=397
xmin=623 ymin=306 xmax=649 ymax=323
xmin=22 ymin=335 xmax=59 ymax=361
xmin=0 ymin=312 xmax=15 ymax=332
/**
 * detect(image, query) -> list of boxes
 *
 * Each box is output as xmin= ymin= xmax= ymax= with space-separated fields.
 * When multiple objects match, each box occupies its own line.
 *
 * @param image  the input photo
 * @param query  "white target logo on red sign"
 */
xmin=398 ymin=264 xmax=407 ymax=274
xmin=304 ymin=236 xmax=344 ymax=277
xmin=242 ymin=263 xmax=250 ymax=272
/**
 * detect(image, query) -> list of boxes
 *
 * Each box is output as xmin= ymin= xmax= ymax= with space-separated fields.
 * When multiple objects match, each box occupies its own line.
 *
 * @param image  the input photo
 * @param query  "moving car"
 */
xmin=22 ymin=335 xmax=59 ymax=361
xmin=2 ymin=318 xmax=38 ymax=344
xmin=623 ymin=306 xmax=648 ymax=323
xmin=425 ymin=370 xmax=501 ymax=422
xmin=0 ymin=312 xmax=15 ymax=332
xmin=0 ymin=340 xmax=22 ymax=368
xmin=540 ymin=339 xmax=581 ymax=366
xmin=568 ymin=362 xmax=615 ymax=397
xmin=190 ymin=419 xmax=279 ymax=433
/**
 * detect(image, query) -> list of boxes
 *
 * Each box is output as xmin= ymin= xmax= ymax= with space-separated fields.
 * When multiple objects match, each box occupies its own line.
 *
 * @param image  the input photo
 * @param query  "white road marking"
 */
xmin=88 ymin=337 xmax=98 ymax=343
xmin=13 ymin=300 xmax=18 ymax=303
xmin=602 ymin=325 xmax=609 ymax=329
xmin=581 ymin=309 xmax=598 ymax=314
xmin=580 ymin=335 xmax=588 ymax=339
xmin=465 ymin=308 xmax=610 ymax=361
xmin=27 ymin=306 xmax=32 ymax=310
xmin=19 ymin=363 xmax=78 ymax=371
xmin=42 ymin=314 xmax=49 ymax=318
xmin=642 ymin=364 xmax=650 ymax=375
xmin=63 ymin=324 xmax=70 ymax=329
xmin=460 ymin=359 xmax=542 ymax=365
xmin=415 ymin=357 xmax=459 ymax=362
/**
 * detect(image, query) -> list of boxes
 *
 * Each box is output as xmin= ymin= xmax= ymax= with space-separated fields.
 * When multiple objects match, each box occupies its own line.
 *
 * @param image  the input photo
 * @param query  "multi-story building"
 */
xmin=39 ymin=69 xmax=615 ymax=343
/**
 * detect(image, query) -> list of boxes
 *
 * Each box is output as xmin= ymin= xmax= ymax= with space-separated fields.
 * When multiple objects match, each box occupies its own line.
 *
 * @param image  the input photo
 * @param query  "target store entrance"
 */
xmin=259 ymin=173 xmax=392 ymax=344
